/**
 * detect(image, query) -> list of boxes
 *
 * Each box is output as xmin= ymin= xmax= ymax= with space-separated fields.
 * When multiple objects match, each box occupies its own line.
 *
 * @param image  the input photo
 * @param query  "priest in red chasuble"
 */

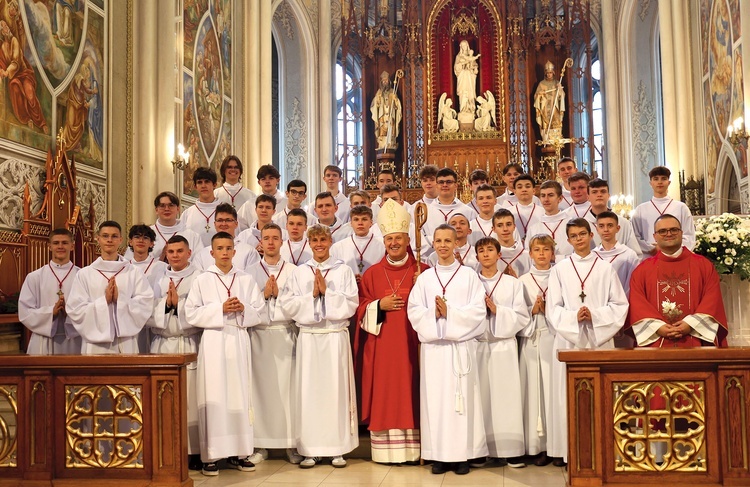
xmin=628 ymin=214 xmax=728 ymax=347
xmin=354 ymin=198 xmax=426 ymax=464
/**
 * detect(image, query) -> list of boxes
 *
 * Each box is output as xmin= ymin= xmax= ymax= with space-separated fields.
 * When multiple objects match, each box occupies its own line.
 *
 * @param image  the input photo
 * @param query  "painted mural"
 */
xmin=0 ymin=0 xmax=106 ymax=171
xmin=701 ymin=0 xmax=742 ymax=194
xmin=183 ymin=0 xmax=232 ymax=197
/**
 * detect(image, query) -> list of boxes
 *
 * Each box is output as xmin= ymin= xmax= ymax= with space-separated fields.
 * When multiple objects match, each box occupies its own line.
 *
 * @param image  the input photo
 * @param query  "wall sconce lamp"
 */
xmin=171 ymin=143 xmax=190 ymax=173
xmin=727 ymin=117 xmax=749 ymax=148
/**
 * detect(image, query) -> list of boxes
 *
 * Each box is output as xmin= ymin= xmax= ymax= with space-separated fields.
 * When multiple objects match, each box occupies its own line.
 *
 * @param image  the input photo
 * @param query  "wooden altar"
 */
xmin=0 ymin=354 xmax=195 ymax=487
xmin=560 ymin=348 xmax=750 ymax=486
xmin=0 ymin=142 xmax=99 ymax=353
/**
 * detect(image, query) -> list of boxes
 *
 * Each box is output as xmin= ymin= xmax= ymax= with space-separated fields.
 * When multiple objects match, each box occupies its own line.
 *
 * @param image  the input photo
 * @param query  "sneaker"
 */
xmin=300 ymin=457 xmax=319 ymax=468
xmin=286 ymin=448 xmax=304 ymax=464
xmin=188 ymin=454 xmax=203 ymax=471
xmin=495 ymin=457 xmax=508 ymax=467
xmin=248 ymin=449 xmax=268 ymax=465
xmin=507 ymin=456 xmax=526 ymax=468
xmin=431 ymin=461 xmax=448 ymax=474
xmin=469 ymin=456 xmax=490 ymax=468
xmin=201 ymin=462 xmax=219 ymax=476
xmin=227 ymin=456 xmax=256 ymax=472
xmin=331 ymin=456 xmax=347 ymax=468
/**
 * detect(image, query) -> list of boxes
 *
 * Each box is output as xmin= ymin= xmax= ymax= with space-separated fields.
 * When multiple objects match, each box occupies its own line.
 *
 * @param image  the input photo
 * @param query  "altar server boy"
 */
xmin=407 ymin=224 xmax=488 ymax=476
xmin=66 ymin=221 xmax=154 ymax=354
xmin=185 ymin=231 xmax=264 ymax=476
xmin=150 ymin=235 xmax=201 ymax=459
xmin=19 ymin=228 xmax=81 ymax=355
xmin=330 ymin=205 xmax=385 ymax=282
xmin=281 ymin=208 xmax=313 ymax=266
xmin=245 ymin=223 xmax=303 ymax=465
xmin=473 ymin=237 xmax=529 ymax=467
xmin=545 ymin=218 xmax=628 ymax=466
xmin=493 ymin=209 xmax=532 ymax=277
xmin=280 ymin=224 xmax=359 ymax=468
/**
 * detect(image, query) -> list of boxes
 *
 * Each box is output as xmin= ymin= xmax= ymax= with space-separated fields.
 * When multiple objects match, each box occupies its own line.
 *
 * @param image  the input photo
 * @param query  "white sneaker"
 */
xmin=300 ymin=457 xmax=319 ymax=468
xmin=286 ymin=449 xmax=304 ymax=464
xmin=248 ymin=449 xmax=268 ymax=465
xmin=331 ymin=456 xmax=347 ymax=468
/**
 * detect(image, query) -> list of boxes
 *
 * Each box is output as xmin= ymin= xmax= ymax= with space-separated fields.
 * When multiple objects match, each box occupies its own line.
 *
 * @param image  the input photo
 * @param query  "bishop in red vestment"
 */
xmin=628 ymin=214 xmax=727 ymax=348
xmin=354 ymin=199 xmax=426 ymax=464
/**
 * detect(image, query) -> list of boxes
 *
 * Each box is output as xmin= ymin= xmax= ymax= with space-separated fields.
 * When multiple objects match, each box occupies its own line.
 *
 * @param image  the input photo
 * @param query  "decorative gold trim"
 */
xmin=157 ymin=381 xmax=174 ymax=468
xmin=725 ymin=377 xmax=748 ymax=469
xmin=0 ymin=385 xmax=18 ymax=468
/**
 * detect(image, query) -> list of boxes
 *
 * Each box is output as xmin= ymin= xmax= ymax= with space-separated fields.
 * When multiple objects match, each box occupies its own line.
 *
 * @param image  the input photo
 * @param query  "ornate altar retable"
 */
xmin=0 ymin=354 xmax=195 ymax=487
xmin=560 ymin=348 xmax=750 ymax=486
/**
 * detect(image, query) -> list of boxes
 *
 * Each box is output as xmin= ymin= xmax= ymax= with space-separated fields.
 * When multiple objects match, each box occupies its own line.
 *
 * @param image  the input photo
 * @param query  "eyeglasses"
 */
xmin=655 ymin=227 xmax=682 ymax=236
xmin=288 ymin=189 xmax=306 ymax=197
xmin=568 ymin=231 xmax=590 ymax=240
xmin=215 ymin=218 xmax=236 ymax=224
xmin=437 ymin=180 xmax=456 ymax=186
xmin=157 ymin=203 xmax=177 ymax=209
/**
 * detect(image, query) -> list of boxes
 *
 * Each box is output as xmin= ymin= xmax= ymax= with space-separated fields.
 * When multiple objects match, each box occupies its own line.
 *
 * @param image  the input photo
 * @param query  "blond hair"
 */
xmin=527 ymin=234 xmax=556 ymax=249
xmin=306 ymin=224 xmax=332 ymax=240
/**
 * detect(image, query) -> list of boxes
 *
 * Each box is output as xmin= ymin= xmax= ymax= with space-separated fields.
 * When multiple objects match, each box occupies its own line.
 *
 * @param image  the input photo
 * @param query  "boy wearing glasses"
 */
xmin=631 ymin=166 xmax=696 ymax=256
xmin=628 ymin=214 xmax=728 ymax=348
xmin=273 ymin=180 xmax=317 ymax=228
xmin=193 ymin=204 xmax=260 ymax=271
xmin=545 ymin=218 xmax=628 ymax=467
xmin=133 ymin=191 xmax=203 ymax=261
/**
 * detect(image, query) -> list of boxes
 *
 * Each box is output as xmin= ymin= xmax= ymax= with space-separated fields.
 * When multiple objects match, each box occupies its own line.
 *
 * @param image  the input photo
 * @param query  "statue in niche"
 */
xmin=474 ymin=91 xmax=496 ymax=131
xmin=437 ymin=93 xmax=459 ymax=132
xmin=371 ymin=70 xmax=402 ymax=150
xmin=534 ymin=60 xmax=566 ymax=142
xmin=454 ymin=40 xmax=481 ymax=116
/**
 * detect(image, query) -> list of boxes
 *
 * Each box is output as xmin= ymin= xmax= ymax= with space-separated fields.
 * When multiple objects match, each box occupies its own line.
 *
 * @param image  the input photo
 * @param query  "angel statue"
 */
xmin=474 ymin=91 xmax=496 ymax=132
xmin=437 ymin=93 xmax=459 ymax=133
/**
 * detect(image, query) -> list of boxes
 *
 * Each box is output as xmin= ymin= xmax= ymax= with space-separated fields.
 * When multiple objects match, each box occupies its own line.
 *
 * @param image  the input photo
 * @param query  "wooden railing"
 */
xmin=560 ymin=348 xmax=750 ymax=486
xmin=0 ymin=354 xmax=195 ymax=487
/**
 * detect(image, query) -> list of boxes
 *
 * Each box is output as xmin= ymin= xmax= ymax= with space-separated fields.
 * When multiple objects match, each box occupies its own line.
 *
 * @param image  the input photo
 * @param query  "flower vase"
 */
xmin=720 ymin=273 xmax=750 ymax=346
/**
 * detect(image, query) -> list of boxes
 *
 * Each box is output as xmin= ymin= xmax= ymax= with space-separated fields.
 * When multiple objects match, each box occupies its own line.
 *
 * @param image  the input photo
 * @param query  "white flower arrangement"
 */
xmin=695 ymin=213 xmax=750 ymax=280
xmin=661 ymin=299 xmax=683 ymax=321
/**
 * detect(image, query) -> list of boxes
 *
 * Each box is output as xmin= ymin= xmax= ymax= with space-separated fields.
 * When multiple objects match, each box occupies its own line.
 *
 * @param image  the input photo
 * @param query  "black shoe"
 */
xmin=468 ymin=456 xmax=489 ymax=468
xmin=227 ymin=456 xmax=256 ymax=472
xmin=495 ymin=457 xmax=508 ymax=467
xmin=507 ymin=456 xmax=526 ymax=468
xmin=431 ymin=461 xmax=448 ymax=474
xmin=455 ymin=461 xmax=470 ymax=475
xmin=188 ymin=454 xmax=202 ymax=471
xmin=201 ymin=462 xmax=219 ymax=476
xmin=534 ymin=452 xmax=552 ymax=466
xmin=552 ymin=457 xmax=567 ymax=467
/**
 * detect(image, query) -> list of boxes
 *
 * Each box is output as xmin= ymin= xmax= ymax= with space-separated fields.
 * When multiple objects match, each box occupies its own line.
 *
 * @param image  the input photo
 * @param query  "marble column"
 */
xmin=317 ymin=0 xmax=332 ymax=197
xmin=600 ymin=0 xmax=626 ymax=195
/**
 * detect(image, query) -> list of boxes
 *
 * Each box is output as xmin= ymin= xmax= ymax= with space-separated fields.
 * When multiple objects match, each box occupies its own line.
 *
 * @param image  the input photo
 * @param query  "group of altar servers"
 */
xmin=18 ymin=156 xmax=727 ymax=477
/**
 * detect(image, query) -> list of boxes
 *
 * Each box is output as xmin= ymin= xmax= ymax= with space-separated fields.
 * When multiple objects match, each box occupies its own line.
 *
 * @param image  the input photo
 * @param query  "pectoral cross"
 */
xmin=441 ymin=295 xmax=447 ymax=303
xmin=579 ymin=290 xmax=586 ymax=302
xmin=358 ymin=261 xmax=364 ymax=273
xmin=205 ymin=224 xmax=210 ymax=232
xmin=57 ymin=289 xmax=64 ymax=297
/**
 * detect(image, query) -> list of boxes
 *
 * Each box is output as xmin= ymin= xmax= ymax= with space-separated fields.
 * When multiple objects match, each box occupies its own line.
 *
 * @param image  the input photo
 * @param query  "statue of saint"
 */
xmin=437 ymin=93 xmax=459 ymax=132
xmin=370 ymin=70 xmax=402 ymax=151
xmin=454 ymin=40 xmax=480 ymax=115
xmin=534 ymin=60 xmax=566 ymax=141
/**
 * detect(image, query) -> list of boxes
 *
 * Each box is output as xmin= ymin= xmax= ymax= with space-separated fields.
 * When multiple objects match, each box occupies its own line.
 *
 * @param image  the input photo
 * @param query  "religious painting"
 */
xmin=732 ymin=49 xmax=746 ymax=177
xmin=704 ymin=78 xmax=718 ymax=194
xmin=728 ymin=0 xmax=741 ymax=39
xmin=182 ymin=0 xmax=233 ymax=198
xmin=709 ymin=0 xmax=732 ymax=139
xmin=700 ymin=0 xmax=711 ymax=76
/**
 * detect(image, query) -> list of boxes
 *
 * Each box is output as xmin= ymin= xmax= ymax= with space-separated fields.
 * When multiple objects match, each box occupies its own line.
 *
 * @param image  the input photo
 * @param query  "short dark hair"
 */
xmin=596 ymin=210 xmax=619 ymax=224
xmin=436 ymin=167 xmax=458 ymax=180
xmin=568 ymin=172 xmax=591 ymax=185
xmin=419 ymin=164 xmax=439 ymax=180
xmin=154 ymin=191 xmax=179 ymax=208
xmin=513 ymin=174 xmax=535 ymax=188
xmin=256 ymin=194 xmax=277 ymax=209
xmin=502 ymin=163 xmax=523 ymax=175
xmin=649 ymin=166 xmax=671 ymax=179
xmin=193 ymin=166 xmax=217 ymax=185
xmin=377 ymin=169 xmax=395 ymax=179
xmin=98 ymin=220 xmax=122 ymax=234
xmin=469 ymin=169 xmax=489 ymax=183
xmin=128 ymin=224 xmax=155 ymax=241
xmin=350 ymin=205 xmax=373 ymax=219
xmin=475 ymin=183 xmax=496 ymax=196
xmin=211 ymin=231 xmax=234 ymax=245
xmin=492 ymin=208 xmax=515 ymax=226
xmin=315 ymin=191 xmax=336 ymax=205
xmin=287 ymin=179 xmax=307 ymax=192
xmin=540 ymin=180 xmax=563 ymax=196
xmin=323 ymin=165 xmax=342 ymax=176
xmin=50 ymin=228 xmax=74 ymax=241
xmin=166 ymin=234 xmax=189 ymax=247
xmin=380 ymin=184 xmax=401 ymax=196
xmin=215 ymin=202 xmax=237 ymax=219
xmin=654 ymin=213 xmax=681 ymax=231
xmin=557 ymin=157 xmax=575 ymax=168
xmin=287 ymin=208 xmax=308 ymax=223
xmin=433 ymin=223 xmax=456 ymax=238
xmin=219 ymin=155 xmax=243 ymax=183
xmin=566 ymin=218 xmax=592 ymax=236
xmin=475 ymin=236 xmax=501 ymax=253
xmin=257 ymin=164 xmax=280 ymax=180
xmin=588 ymin=178 xmax=609 ymax=190
xmin=261 ymin=222 xmax=283 ymax=238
